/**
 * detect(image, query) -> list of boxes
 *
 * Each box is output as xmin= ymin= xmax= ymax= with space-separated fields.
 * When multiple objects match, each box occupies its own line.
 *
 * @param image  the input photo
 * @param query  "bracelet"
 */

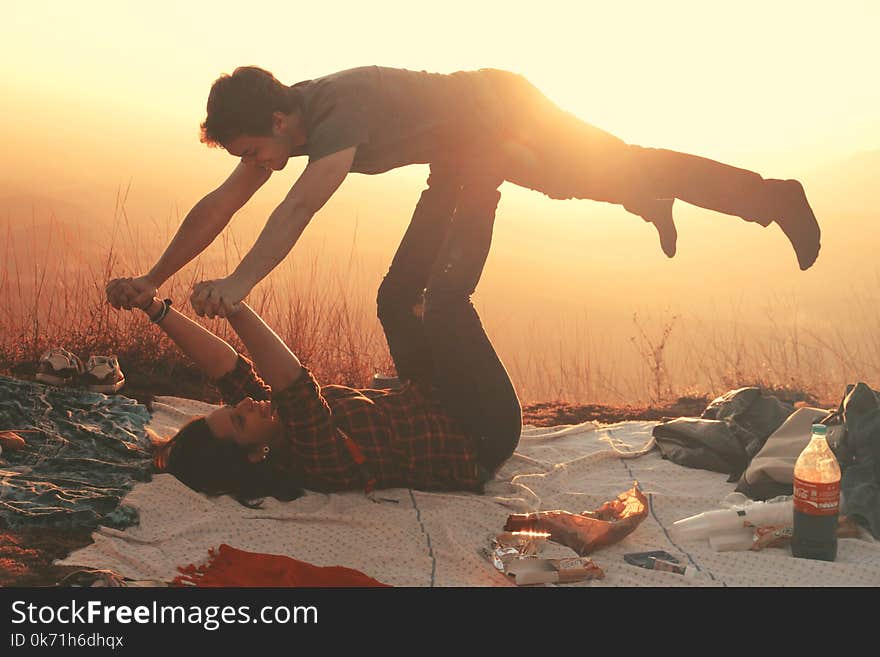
xmin=149 ymin=298 xmax=173 ymax=324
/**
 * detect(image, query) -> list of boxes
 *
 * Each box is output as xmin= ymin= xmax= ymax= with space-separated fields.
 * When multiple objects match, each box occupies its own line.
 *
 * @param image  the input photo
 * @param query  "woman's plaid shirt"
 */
xmin=214 ymin=356 xmax=484 ymax=493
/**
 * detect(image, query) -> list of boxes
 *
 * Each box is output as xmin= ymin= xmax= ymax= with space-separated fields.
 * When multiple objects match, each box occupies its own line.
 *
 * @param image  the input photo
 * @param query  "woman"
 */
xmin=109 ymin=201 xmax=522 ymax=506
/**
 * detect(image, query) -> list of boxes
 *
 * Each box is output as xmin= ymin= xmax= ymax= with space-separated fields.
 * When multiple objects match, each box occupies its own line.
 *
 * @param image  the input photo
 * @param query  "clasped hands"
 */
xmin=105 ymin=274 xmax=250 ymax=318
xmin=189 ymin=276 xmax=249 ymax=318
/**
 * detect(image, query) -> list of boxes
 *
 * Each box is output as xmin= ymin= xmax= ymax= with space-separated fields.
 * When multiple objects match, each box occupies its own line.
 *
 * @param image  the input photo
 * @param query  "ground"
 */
xmin=520 ymin=397 xmax=711 ymax=426
xmin=1 ymin=364 xmax=717 ymax=586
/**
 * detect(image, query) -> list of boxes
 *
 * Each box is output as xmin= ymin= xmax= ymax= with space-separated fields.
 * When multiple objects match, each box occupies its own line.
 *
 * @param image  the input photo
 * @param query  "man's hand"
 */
xmin=106 ymin=275 xmax=158 ymax=311
xmin=190 ymin=276 xmax=251 ymax=318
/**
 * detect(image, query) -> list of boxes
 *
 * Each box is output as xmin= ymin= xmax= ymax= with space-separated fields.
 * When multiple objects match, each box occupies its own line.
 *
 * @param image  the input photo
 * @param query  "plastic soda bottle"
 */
xmin=791 ymin=423 xmax=841 ymax=561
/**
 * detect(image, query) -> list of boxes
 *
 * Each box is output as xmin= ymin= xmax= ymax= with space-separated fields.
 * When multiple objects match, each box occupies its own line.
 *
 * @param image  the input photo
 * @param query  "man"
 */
xmin=106 ymin=65 xmax=821 ymax=363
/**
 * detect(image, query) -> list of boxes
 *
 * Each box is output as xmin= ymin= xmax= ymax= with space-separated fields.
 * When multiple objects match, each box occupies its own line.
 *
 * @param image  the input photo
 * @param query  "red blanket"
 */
xmin=172 ymin=544 xmax=391 ymax=587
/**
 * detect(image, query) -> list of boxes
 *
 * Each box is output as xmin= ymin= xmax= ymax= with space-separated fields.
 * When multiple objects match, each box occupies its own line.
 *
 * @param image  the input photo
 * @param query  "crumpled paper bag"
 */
xmin=503 ymin=481 xmax=648 ymax=555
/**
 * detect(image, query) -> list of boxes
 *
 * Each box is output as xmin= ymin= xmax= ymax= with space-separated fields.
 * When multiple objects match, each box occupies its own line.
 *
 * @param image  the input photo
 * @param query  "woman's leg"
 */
xmin=376 ymin=161 xmax=461 ymax=383
xmin=376 ymin=163 xmax=461 ymax=381
xmin=422 ymin=168 xmax=522 ymax=476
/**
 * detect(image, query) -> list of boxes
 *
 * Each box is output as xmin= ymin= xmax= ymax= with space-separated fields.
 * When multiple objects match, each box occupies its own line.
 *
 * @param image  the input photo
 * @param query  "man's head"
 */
xmin=200 ymin=66 xmax=304 ymax=171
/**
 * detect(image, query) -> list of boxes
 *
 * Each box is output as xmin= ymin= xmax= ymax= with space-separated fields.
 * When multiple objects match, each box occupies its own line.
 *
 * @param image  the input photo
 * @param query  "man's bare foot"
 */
xmin=624 ymin=197 xmax=677 ymax=257
xmin=767 ymin=179 xmax=821 ymax=271
xmin=650 ymin=198 xmax=677 ymax=258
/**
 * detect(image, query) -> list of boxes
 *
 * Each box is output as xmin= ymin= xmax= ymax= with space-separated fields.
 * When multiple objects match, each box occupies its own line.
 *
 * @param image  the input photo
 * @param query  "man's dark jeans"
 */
xmin=481 ymin=68 xmax=778 ymax=227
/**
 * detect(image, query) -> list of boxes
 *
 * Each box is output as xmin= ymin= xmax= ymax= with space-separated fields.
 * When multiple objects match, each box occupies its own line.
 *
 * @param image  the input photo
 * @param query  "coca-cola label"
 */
xmin=793 ymin=477 xmax=840 ymax=516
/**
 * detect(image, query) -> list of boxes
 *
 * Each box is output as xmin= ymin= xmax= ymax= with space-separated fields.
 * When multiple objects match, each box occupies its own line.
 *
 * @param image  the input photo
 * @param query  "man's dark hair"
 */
xmin=199 ymin=66 xmax=300 ymax=148
xmin=162 ymin=416 xmax=304 ymax=507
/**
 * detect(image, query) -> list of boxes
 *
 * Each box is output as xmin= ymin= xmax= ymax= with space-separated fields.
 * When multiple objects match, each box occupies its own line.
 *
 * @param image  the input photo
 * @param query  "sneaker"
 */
xmin=35 ymin=347 xmax=85 ymax=386
xmin=80 ymin=355 xmax=126 ymax=393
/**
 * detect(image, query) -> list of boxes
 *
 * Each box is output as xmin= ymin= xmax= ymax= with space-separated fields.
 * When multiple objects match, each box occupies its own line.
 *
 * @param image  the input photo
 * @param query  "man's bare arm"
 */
xmin=189 ymin=148 xmax=356 ymax=317
xmin=232 ymin=147 xmax=356 ymax=290
xmin=147 ymin=161 xmax=272 ymax=288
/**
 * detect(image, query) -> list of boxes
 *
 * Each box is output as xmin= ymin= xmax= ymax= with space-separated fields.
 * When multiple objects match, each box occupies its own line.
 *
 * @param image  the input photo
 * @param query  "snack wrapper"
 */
xmin=503 ymin=556 xmax=604 ymax=586
xmin=482 ymin=530 xmax=604 ymax=584
xmin=483 ymin=531 xmax=550 ymax=571
xmin=752 ymin=525 xmax=792 ymax=550
xmin=751 ymin=515 xmax=863 ymax=551
xmin=483 ymin=535 xmax=604 ymax=585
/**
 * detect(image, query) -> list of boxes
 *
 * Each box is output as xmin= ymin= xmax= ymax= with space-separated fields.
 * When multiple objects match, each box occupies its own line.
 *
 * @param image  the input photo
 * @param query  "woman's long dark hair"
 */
xmin=160 ymin=417 xmax=304 ymax=507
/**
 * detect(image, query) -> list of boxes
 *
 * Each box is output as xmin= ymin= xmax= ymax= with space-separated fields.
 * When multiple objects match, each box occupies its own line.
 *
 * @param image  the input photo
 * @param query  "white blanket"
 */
xmin=58 ymin=395 xmax=880 ymax=587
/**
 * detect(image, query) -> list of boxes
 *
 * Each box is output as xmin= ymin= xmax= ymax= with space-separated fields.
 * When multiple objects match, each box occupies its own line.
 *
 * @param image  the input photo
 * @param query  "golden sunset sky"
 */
xmin=3 ymin=1 xmax=879 ymax=349
xmin=5 ymin=1 xmax=877 ymax=174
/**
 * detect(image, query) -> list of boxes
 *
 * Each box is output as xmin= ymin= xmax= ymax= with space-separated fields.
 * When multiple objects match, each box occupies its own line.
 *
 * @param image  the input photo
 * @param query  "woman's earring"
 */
xmin=261 ymin=445 xmax=270 ymax=461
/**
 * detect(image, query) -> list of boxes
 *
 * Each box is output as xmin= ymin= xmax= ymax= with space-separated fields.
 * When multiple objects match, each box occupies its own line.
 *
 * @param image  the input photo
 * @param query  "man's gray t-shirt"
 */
xmin=289 ymin=66 xmax=520 ymax=174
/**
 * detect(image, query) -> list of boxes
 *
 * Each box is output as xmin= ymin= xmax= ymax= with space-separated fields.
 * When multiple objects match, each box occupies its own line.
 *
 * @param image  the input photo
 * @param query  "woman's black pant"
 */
xmin=376 ymin=161 xmax=522 ymax=477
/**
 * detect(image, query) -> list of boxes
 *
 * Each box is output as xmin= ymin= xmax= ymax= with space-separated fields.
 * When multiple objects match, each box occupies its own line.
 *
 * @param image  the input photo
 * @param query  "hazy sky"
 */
xmin=5 ymin=0 xmax=878 ymax=184
xmin=3 ymin=0 xmax=880 ymax=401
xmin=3 ymin=0 xmax=879 ymax=316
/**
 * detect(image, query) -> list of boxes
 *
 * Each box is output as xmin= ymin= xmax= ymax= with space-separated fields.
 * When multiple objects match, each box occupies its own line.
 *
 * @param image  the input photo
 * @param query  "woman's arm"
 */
xmin=141 ymin=298 xmax=239 ymax=380
xmin=224 ymin=302 xmax=303 ymax=392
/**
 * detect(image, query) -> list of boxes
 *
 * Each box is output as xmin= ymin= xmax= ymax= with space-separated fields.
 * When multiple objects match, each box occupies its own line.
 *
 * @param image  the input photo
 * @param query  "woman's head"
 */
xmin=205 ymin=396 xmax=281 ymax=460
xmin=153 ymin=397 xmax=302 ymax=505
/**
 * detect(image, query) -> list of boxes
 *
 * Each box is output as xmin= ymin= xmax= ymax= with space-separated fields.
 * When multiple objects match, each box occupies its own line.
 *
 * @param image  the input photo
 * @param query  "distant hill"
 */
xmin=0 ymin=190 xmax=112 ymax=276
xmin=0 ymin=189 xmax=99 ymax=224
xmin=805 ymin=148 xmax=879 ymax=218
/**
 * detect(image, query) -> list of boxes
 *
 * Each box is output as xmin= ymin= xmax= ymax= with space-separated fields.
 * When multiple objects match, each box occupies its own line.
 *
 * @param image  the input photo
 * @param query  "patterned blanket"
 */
xmin=0 ymin=375 xmax=152 ymax=530
xmin=57 ymin=394 xmax=880 ymax=587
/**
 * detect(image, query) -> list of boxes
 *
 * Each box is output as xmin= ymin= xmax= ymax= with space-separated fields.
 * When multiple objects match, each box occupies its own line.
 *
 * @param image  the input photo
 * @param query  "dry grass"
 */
xmin=0 ymin=191 xmax=394 ymax=396
xmin=2 ymin=193 xmax=878 ymax=407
